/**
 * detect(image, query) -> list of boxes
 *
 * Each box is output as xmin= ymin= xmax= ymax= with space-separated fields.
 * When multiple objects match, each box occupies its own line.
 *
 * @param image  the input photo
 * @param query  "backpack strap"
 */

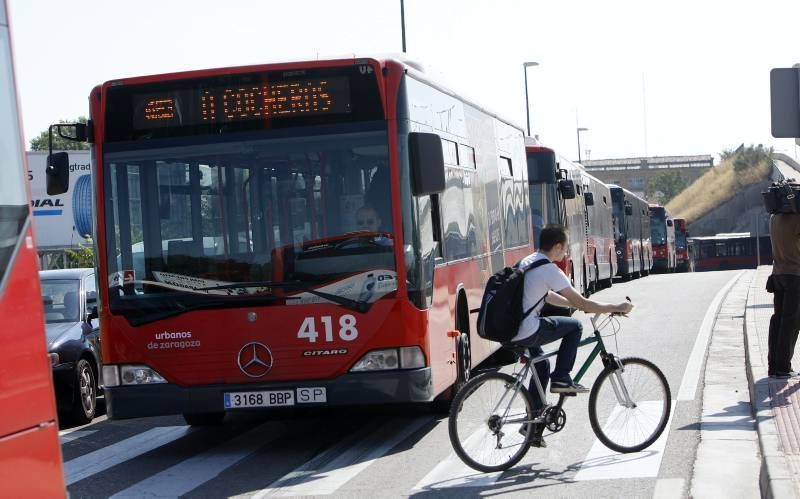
xmin=520 ymin=258 xmax=552 ymax=320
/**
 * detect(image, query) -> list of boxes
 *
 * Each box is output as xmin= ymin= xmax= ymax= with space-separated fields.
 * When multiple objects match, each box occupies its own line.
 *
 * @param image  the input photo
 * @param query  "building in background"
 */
xmin=582 ymin=155 xmax=713 ymax=201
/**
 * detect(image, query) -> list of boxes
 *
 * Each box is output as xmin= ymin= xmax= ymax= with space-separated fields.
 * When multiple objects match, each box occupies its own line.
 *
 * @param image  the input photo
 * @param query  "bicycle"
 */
xmin=448 ymin=309 xmax=671 ymax=472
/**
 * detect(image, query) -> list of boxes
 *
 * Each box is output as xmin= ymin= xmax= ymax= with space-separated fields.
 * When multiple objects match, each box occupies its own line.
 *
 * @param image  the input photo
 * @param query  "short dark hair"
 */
xmin=539 ymin=224 xmax=568 ymax=251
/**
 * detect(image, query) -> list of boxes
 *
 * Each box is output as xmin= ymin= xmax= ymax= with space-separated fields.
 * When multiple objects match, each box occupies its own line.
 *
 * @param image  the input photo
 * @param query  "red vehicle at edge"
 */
xmin=53 ymin=57 xmax=533 ymax=423
xmin=674 ymin=218 xmax=689 ymax=272
xmin=0 ymin=0 xmax=65 ymax=495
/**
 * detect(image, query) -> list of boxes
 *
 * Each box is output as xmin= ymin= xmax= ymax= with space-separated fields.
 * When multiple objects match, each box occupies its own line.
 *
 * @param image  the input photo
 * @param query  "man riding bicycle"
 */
xmin=514 ymin=225 xmax=633 ymax=447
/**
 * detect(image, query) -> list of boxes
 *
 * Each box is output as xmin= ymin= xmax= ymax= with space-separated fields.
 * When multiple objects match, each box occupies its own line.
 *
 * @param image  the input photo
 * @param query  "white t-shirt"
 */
xmin=511 ymin=252 xmax=572 ymax=342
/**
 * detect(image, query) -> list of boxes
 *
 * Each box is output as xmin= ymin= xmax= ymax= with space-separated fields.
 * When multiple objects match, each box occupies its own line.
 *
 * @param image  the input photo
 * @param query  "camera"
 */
xmin=762 ymin=179 xmax=800 ymax=214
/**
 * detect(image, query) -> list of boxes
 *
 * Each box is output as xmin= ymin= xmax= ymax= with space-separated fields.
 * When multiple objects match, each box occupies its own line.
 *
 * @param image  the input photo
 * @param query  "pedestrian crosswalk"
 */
xmin=64 ymin=426 xmax=193 ymax=486
xmin=58 ymin=404 xmax=678 ymax=499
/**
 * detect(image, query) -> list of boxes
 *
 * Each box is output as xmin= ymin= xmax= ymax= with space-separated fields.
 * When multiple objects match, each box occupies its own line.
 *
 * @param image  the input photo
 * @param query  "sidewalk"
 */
xmin=745 ymin=265 xmax=800 ymax=498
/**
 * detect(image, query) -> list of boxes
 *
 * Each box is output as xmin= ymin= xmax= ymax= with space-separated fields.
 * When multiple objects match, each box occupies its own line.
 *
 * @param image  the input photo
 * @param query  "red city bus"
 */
xmin=609 ymin=185 xmax=652 ymax=279
xmin=52 ymin=57 xmax=533 ymax=423
xmin=689 ymin=233 xmax=772 ymax=272
xmin=674 ymin=218 xmax=689 ymax=272
xmin=525 ymin=146 xmax=615 ymax=296
xmin=580 ymin=169 xmax=617 ymax=291
xmin=0 ymin=0 xmax=65 ymax=495
xmin=649 ymin=204 xmax=676 ymax=272
xmin=526 ymin=144 xmax=587 ymax=294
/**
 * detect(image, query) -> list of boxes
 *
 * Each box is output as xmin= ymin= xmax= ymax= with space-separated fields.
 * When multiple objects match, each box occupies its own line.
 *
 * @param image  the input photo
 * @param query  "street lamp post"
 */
xmin=400 ymin=0 xmax=407 ymax=52
xmin=523 ymin=61 xmax=539 ymax=137
xmin=576 ymin=127 xmax=589 ymax=163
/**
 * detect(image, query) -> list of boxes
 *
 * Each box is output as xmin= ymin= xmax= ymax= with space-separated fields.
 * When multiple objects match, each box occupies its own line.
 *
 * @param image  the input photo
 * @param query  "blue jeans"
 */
xmin=513 ymin=316 xmax=583 ymax=411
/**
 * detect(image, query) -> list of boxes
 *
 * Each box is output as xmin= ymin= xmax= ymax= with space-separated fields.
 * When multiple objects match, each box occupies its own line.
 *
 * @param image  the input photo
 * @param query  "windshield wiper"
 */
xmin=197 ymin=279 xmax=372 ymax=313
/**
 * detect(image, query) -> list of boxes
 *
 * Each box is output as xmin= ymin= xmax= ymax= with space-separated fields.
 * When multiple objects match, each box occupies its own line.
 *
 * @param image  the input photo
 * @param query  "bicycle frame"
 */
xmin=497 ymin=315 xmax=633 ymax=428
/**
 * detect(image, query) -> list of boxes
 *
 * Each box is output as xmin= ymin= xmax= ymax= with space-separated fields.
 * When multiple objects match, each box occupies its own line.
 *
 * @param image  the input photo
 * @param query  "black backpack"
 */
xmin=477 ymin=258 xmax=550 ymax=343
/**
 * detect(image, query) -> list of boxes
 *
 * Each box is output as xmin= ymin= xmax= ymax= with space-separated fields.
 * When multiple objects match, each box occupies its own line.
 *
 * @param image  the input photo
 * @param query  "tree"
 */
xmin=65 ymin=238 xmax=95 ymax=268
xmin=647 ymin=171 xmax=687 ymax=204
xmin=30 ymin=117 xmax=90 ymax=151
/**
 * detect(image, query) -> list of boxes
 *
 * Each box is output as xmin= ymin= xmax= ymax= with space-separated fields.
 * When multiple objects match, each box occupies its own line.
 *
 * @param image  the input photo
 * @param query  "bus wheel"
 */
xmin=183 ymin=412 xmax=225 ymax=426
xmin=456 ymin=332 xmax=471 ymax=386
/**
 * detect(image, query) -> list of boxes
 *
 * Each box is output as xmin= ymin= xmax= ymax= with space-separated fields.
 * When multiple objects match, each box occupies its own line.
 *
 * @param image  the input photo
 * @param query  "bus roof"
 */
xmin=98 ymin=55 xmax=527 ymax=136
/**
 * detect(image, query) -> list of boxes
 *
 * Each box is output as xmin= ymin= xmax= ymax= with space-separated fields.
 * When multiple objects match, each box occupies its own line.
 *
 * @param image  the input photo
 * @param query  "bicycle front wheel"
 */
xmin=448 ymin=371 xmax=533 ymax=472
xmin=588 ymin=357 xmax=671 ymax=453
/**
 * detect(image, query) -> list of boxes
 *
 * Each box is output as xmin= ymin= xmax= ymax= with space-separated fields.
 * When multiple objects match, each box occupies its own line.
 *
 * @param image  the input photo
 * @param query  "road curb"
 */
xmin=743 ymin=267 xmax=800 ymax=499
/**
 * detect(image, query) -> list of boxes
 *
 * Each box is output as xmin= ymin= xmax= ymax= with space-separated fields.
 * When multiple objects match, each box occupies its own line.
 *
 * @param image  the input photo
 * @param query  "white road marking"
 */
xmin=64 ymin=426 xmax=192 ymax=486
xmin=574 ymin=400 xmax=675 ymax=481
xmin=411 ymin=425 xmax=506 ymax=491
xmin=253 ymin=416 xmax=430 ymax=497
xmin=58 ymin=415 xmax=108 ymax=436
xmin=677 ymin=271 xmax=742 ymax=401
xmin=60 ymin=430 xmax=97 ymax=444
xmin=110 ymin=422 xmax=280 ymax=498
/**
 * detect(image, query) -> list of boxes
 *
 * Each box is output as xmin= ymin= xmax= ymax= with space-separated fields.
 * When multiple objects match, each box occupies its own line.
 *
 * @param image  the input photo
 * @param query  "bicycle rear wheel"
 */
xmin=448 ymin=371 xmax=533 ymax=472
xmin=588 ymin=357 xmax=671 ymax=453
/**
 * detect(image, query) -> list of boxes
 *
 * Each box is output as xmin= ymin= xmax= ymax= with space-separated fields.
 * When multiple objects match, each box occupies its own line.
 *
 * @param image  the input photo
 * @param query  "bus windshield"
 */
xmin=611 ymin=189 xmax=625 ymax=240
xmin=650 ymin=210 xmax=667 ymax=245
xmin=104 ymin=123 xmax=395 ymax=319
xmin=676 ymin=231 xmax=687 ymax=249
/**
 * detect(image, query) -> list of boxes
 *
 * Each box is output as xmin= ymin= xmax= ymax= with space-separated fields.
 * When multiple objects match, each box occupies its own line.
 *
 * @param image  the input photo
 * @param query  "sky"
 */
xmin=8 ymin=0 xmax=800 ymax=162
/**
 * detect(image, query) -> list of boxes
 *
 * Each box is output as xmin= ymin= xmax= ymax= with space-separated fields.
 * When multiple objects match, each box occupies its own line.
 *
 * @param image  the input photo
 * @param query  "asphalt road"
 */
xmin=59 ymin=270 xmax=740 ymax=498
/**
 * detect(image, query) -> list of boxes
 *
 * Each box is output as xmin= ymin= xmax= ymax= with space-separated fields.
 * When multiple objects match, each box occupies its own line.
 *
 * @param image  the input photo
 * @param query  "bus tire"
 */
xmin=432 ymin=298 xmax=471 ymax=413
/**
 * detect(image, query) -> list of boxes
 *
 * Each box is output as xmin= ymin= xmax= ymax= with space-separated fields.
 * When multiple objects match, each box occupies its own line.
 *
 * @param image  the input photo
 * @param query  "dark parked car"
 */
xmin=40 ymin=268 xmax=102 ymax=425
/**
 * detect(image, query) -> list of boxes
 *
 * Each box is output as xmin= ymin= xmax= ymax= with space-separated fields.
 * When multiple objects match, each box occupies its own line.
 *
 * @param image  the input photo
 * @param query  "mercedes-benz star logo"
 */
xmin=237 ymin=342 xmax=274 ymax=378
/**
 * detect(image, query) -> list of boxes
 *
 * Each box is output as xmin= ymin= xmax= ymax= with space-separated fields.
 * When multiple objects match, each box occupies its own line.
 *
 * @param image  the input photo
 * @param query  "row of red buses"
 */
xmin=649 ymin=204 xmax=677 ymax=272
xmin=47 ymin=57 xmax=534 ymax=422
xmin=526 ymin=145 xmax=624 ymax=297
xmin=674 ymin=218 xmax=689 ymax=272
xmin=609 ymin=185 xmax=653 ymax=279
xmin=0 ymin=0 xmax=65 ymax=495
xmin=688 ymin=233 xmax=772 ymax=272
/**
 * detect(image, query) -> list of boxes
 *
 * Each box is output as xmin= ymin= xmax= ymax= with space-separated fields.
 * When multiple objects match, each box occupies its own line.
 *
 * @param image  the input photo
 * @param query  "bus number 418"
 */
xmin=297 ymin=315 xmax=359 ymax=343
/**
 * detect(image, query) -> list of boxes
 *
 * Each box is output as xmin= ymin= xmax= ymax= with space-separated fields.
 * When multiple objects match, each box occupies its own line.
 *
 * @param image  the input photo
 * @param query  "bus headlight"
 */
xmin=351 ymin=347 xmax=426 ymax=372
xmin=351 ymin=349 xmax=399 ymax=372
xmin=119 ymin=365 xmax=167 ymax=385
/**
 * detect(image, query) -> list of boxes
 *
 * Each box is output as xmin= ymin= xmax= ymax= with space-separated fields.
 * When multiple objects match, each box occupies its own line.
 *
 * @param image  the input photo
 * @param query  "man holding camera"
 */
xmin=768 ymin=212 xmax=800 ymax=378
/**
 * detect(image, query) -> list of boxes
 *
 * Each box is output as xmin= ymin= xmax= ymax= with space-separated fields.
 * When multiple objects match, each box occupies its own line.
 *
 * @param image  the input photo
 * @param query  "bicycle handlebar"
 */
xmin=590 ymin=296 xmax=632 ymax=329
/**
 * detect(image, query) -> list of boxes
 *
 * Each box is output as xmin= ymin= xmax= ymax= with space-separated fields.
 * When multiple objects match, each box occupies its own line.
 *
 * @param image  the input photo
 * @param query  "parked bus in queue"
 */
xmin=0 ymin=0 xmax=65 ymax=494
xmin=48 ymin=57 xmax=533 ymax=423
xmin=580 ymin=170 xmax=617 ymax=291
xmin=609 ymin=185 xmax=652 ymax=279
xmin=688 ymin=233 xmax=772 ymax=272
xmin=525 ymin=144 xmax=588 ymax=294
xmin=649 ymin=204 xmax=677 ymax=272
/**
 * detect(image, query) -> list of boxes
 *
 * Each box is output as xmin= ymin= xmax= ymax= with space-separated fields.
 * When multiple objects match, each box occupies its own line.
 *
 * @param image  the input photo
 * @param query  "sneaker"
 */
xmin=529 ymin=433 xmax=547 ymax=448
xmin=550 ymin=380 xmax=590 ymax=394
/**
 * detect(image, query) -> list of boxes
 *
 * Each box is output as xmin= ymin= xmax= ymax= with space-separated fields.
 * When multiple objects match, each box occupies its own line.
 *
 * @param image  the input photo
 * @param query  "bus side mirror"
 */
xmin=584 ymin=192 xmax=595 ymax=206
xmin=46 ymin=152 xmax=70 ymax=195
xmin=558 ymin=179 xmax=576 ymax=199
xmin=625 ymin=204 xmax=633 ymax=216
xmin=409 ymin=132 xmax=445 ymax=196
xmin=667 ymin=219 xmax=674 ymax=227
